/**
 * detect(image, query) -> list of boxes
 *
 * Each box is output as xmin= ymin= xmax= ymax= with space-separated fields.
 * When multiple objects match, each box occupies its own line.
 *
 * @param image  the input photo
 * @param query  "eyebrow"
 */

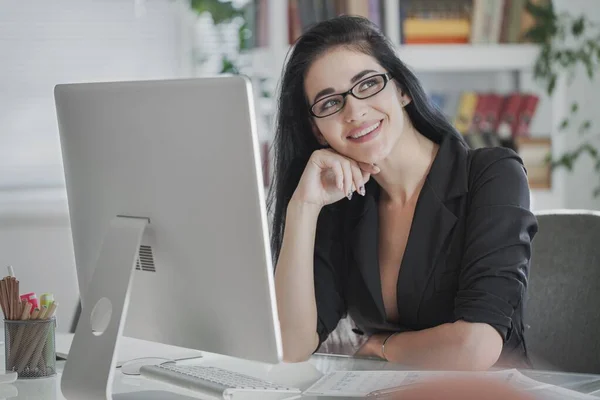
xmin=312 ymin=69 xmax=379 ymax=103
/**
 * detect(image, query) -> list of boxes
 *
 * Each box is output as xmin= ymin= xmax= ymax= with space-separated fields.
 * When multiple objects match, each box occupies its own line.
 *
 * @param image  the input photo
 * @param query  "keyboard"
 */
xmin=139 ymin=364 xmax=302 ymax=399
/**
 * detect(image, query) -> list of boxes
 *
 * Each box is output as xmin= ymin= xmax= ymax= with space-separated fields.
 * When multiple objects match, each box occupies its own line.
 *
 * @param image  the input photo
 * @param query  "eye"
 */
xmin=358 ymin=77 xmax=379 ymax=92
xmin=319 ymin=97 xmax=341 ymax=111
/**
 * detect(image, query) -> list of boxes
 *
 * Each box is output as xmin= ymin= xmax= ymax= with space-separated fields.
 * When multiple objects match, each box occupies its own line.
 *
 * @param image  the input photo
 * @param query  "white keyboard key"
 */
xmin=139 ymin=364 xmax=302 ymax=399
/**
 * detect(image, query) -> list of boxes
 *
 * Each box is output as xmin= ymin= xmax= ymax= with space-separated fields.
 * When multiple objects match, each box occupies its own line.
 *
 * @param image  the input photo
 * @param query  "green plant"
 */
xmin=525 ymin=0 xmax=600 ymax=195
xmin=190 ymin=0 xmax=243 ymax=24
xmin=190 ymin=0 xmax=252 ymax=73
xmin=190 ymin=0 xmax=273 ymax=101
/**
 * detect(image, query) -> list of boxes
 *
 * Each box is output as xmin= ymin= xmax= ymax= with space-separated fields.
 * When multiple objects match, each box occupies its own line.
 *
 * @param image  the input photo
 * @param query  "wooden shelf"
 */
xmin=395 ymin=44 xmax=540 ymax=72
xmin=245 ymin=44 xmax=540 ymax=77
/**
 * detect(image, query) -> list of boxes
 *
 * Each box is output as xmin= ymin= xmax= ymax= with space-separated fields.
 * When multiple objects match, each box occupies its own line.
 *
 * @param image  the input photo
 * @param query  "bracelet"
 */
xmin=381 ymin=332 xmax=400 ymax=361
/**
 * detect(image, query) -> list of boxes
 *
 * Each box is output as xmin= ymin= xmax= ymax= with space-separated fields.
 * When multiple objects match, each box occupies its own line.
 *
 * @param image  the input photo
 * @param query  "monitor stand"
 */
xmin=61 ymin=216 xmax=197 ymax=400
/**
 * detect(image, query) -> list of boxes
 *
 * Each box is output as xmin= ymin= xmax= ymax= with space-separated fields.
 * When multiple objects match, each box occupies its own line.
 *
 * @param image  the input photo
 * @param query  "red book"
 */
xmin=515 ymin=94 xmax=540 ymax=137
xmin=482 ymin=94 xmax=505 ymax=134
xmin=497 ymin=93 xmax=523 ymax=139
xmin=470 ymin=93 xmax=490 ymax=134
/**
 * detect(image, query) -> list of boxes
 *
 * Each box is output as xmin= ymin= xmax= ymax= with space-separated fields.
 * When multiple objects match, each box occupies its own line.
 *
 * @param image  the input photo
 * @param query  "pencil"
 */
xmin=0 ymin=279 xmax=7 ymax=319
xmin=38 ymin=305 xmax=48 ymax=320
xmin=21 ymin=302 xmax=58 ymax=373
xmin=2 ymin=278 xmax=10 ymax=319
xmin=14 ymin=279 xmax=19 ymax=320
xmin=6 ymin=278 xmax=12 ymax=320
xmin=7 ymin=302 xmax=33 ymax=368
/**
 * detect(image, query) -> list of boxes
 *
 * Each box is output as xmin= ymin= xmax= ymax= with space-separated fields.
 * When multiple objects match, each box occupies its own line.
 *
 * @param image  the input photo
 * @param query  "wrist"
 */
xmin=381 ymin=332 xmax=400 ymax=361
xmin=287 ymin=197 xmax=323 ymax=219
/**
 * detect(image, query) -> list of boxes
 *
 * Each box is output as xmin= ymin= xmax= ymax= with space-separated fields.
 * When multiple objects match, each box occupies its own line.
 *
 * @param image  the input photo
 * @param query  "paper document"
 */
xmin=303 ymin=369 xmax=599 ymax=399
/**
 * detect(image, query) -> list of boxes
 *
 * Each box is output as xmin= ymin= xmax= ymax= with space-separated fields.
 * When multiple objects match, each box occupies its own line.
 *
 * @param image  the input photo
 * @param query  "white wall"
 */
xmin=553 ymin=0 xmax=600 ymax=210
xmin=0 ymin=0 xmax=192 ymax=331
xmin=0 ymin=213 xmax=77 ymax=332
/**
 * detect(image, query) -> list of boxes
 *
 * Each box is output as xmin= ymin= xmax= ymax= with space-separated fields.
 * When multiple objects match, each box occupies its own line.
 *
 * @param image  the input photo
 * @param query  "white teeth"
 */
xmin=350 ymin=121 xmax=380 ymax=139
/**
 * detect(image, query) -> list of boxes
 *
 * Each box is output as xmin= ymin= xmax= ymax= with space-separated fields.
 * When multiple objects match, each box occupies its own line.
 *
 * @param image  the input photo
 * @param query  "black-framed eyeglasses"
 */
xmin=309 ymin=73 xmax=393 ymax=118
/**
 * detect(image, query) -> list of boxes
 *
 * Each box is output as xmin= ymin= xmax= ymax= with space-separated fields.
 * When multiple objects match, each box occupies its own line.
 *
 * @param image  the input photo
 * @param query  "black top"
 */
xmin=312 ymin=135 xmax=539 ymax=368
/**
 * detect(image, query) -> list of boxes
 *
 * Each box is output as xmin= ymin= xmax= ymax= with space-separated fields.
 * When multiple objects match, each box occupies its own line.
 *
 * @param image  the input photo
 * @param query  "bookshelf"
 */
xmin=243 ymin=0 xmax=567 ymax=210
xmin=248 ymin=43 xmax=540 ymax=76
xmin=395 ymin=44 xmax=540 ymax=72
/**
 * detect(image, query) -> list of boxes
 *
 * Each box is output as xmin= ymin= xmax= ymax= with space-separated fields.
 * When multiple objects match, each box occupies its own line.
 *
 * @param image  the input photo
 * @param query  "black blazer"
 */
xmin=312 ymin=135 xmax=539 ymax=368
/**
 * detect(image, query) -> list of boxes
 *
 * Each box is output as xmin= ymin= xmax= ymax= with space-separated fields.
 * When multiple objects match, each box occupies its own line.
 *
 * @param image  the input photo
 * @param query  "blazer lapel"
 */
xmin=396 ymin=137 xmax=470 ymax=325
xmin=347 ymin=189 xmax=386 ymax=322
xmin=395 ymin=180 xmax=457 ymax=324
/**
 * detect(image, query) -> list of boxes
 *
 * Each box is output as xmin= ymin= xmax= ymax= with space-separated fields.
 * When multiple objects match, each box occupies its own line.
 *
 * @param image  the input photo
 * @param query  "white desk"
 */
xmin=3 ymin=333 xmax=600 ymax=399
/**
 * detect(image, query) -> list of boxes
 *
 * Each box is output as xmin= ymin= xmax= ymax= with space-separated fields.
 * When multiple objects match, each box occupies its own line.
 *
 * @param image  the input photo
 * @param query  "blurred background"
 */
xmin=1 ymin=0 xmax=599 ymax=331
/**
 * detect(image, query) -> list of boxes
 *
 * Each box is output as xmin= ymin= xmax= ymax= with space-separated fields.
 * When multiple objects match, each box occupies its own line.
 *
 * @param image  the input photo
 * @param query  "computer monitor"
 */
xmin=54 ymin=76 xmax=282 ymax=397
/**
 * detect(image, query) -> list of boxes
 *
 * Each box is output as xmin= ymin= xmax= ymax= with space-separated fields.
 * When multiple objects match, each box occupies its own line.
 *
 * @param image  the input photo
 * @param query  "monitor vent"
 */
xmin=136 ymin=245 xmax=156 ymax=272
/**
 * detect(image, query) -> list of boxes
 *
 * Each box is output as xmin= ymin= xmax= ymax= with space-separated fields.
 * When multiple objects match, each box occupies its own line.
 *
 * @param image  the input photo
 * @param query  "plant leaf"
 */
xmin=552 ymin=153 xmax=575 ymax=171
xmin=191 ymin=0 xmax=243 ymax=24
xmin=525 ymin=0 xmax=554 ymax=19
xmin=572 ymin=16 xmax=585 ymax=37
xmin=547 ymin=73 xmax=557 ymax=95
xmin=579 ymin=120 xmax=592 ymax=134
xmin=524 ymin=25 xmax=551 ymax=43
xmin=582 ymin=143 xmax=599 ymax=158
xmin=594 ymin=186 xmax=600 ymax=198
xmin=560 ymin=118 xmax=570 ymax=130
xmin=571 ymin=102 xmax=579 ymax=113
xmin=220 ymin=57 xmax=239 ymax=74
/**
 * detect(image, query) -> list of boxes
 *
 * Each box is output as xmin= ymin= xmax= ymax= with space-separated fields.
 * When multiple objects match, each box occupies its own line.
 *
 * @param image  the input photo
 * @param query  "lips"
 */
xmin=346 ymin=120 xmax=383 ymax=143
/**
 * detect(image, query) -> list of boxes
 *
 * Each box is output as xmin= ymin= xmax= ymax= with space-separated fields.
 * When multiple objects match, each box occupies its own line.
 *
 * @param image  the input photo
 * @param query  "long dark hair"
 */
xmin=267 ymin=15 xmax=464 ymax=262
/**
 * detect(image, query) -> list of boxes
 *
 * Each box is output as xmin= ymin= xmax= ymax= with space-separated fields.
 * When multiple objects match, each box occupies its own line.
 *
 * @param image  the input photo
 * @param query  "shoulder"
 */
xmin=469 ymin=146 xmax=525 ymax=179
xmin=467 ymin=146 xmax=530 ymax=208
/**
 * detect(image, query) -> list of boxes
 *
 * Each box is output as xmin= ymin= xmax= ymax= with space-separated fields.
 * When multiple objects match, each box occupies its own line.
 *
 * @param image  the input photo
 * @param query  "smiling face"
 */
xmin=304 ymin=47 xmax=410 ymax=164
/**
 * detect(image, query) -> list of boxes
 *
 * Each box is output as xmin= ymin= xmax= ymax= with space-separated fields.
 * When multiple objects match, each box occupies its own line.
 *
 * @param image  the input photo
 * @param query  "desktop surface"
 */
xmin=3 ymin=332 xmax=600 ymax=399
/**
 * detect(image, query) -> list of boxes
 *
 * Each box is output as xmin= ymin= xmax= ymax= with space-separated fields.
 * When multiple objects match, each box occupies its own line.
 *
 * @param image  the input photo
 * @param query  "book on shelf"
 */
xmin=287 ymin=0 xmax=385 ymax=44
xmin=248 ymin=0 xmax=552 ymax=47
xmin=400 ymin=0 xmax=550 ymax=45
xmin=432 ymin=89 xmax=549 ymax=188
xmin=431 ymin=89 xmax=540 ymax=150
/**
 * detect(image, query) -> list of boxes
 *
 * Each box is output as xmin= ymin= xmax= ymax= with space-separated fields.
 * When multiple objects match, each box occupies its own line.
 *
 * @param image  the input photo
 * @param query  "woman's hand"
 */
xmin=291 ymin=148 xmax=380 ymax=208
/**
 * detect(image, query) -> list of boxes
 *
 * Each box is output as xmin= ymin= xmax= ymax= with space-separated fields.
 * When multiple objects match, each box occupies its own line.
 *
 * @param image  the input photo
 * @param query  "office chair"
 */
xmin=525 ymin=210 xmax=600 ymax=374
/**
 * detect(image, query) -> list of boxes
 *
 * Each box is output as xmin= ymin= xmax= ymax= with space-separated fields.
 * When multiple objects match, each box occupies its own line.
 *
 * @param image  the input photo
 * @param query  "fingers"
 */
xmin=361 ymin=170 xmax=371 ymax=187
xmin=357 ymin=161 xmax=380 ymax=175
xmin=312 ymin=149 xmax=377 ymax=200
xmin=340 ymin=159 xmax=354 ymax=199
xmin=350 ymin=163 xmax=366 ymax=197
xmin=331 ymin=161 xmax=344 ymax=192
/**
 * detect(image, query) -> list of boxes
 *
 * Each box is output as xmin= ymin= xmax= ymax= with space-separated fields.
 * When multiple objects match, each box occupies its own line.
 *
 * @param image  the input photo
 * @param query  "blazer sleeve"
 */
xmin=314 ymin=206 xmax=347 ymax=350
xmin=454 ymin=148 xmax=538 ymax=342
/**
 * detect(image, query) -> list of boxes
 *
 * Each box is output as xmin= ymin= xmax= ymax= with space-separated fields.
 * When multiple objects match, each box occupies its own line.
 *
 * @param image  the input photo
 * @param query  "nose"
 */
xmin=342 ymin=95 xmax=367 ymax=122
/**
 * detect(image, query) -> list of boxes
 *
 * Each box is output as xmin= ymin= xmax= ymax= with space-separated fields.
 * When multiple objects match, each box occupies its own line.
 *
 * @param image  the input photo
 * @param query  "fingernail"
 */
xmin=347 ymin=191 xmax=353 ymax=201
xmin=359 ymin=186 xmax=365 ymax=196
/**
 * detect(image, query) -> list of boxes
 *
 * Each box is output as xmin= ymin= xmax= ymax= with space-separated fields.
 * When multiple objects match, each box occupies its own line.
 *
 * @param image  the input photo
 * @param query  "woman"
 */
xmin=269 ymin=15 xmax=538 ymax=370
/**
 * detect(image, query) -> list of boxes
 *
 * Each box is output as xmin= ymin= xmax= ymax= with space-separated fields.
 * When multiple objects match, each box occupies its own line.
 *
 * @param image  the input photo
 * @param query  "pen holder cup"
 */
xmin=4 ymin=318 xmax=57 ymax=379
